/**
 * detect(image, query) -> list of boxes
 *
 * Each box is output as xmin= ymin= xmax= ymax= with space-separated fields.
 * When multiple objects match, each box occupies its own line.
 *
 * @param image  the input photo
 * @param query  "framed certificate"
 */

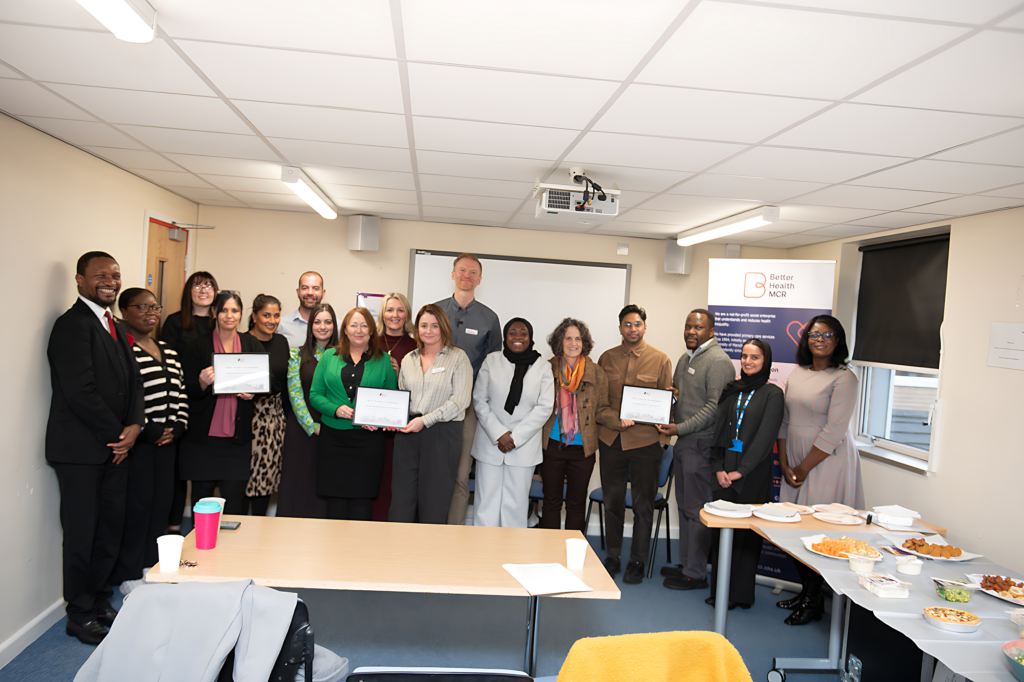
xmin=353 ymin=387 xmax=411 ymax=428
xmin=619 ymin=385 xmax=673 ymax=425
xmin=212 ymin=352 xmax=270 ymax=394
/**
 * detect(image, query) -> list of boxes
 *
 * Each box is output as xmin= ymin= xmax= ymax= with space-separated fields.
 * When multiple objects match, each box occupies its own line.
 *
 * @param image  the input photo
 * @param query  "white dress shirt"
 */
xmin=79 ymin=294 xmax=112 ymax=333
xmin=277 ymin=308 xmax=309 ymax=349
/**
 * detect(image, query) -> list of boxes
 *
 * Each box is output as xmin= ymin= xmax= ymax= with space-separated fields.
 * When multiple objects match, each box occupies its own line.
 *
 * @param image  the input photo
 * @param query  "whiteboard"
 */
xmin=408 ymin=250 xmax=631 ymax=359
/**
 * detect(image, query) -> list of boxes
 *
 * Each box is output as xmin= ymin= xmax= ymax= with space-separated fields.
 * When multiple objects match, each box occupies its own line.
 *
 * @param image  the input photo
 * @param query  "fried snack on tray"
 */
xmin=811 ymin=537 xmax=880 ymax=558
xmin=980 ymin=575 xmax=1024 ymax=594
xmin=902 ymin=537 xmax=963 ymax=558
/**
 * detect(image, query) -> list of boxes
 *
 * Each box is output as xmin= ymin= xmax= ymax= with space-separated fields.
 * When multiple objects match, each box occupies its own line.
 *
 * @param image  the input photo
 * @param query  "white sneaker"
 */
xmin=119 ymin=568 xmax=150 ymax=596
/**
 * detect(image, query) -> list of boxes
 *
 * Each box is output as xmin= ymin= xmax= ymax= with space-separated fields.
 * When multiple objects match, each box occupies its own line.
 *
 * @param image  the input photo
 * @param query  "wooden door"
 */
xmin=145 ymin=219 xmax=188 ymax=338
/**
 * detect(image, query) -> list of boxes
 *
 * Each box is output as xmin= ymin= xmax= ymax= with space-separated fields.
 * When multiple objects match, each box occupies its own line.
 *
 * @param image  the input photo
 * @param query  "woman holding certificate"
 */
xmin=471 ymin=318 xmax=553 ymax=527
xmin=706 ymin=338 xmax=783 ymax=611
xmin=389 ymin=304 xmax=472 ymax=525
xmin=180 ymin=291 xmax=266 ymax=515
xmin=309 ymin=307 xmax=397 ymax=521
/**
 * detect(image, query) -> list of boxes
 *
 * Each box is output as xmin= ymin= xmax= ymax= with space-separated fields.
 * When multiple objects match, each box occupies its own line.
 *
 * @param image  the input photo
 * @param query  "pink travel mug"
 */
xmin=194 ymin=500 xmax=221 ymax=550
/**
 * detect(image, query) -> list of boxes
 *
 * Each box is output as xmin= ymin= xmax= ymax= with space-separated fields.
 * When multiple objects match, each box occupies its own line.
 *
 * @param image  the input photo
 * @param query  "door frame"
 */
xmin=141 ymin=209 xmax=196 ymax=289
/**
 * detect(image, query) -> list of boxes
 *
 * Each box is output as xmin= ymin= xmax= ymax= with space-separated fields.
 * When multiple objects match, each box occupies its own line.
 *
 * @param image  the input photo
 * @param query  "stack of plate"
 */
xmin=704 ymin=500 xmax=753 ymax=518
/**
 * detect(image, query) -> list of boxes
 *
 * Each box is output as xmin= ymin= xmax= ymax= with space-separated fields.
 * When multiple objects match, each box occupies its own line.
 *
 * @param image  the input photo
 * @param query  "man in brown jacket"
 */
xmin=597 ymin=304 xmax=673 ymax=584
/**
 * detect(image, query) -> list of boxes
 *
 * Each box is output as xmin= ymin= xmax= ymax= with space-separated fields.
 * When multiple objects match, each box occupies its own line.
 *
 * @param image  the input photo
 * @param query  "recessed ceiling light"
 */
xmin=76 ymin=0 xmax=157 ymax=43
xmin=677 ymin=207 xmax=780 ymax=247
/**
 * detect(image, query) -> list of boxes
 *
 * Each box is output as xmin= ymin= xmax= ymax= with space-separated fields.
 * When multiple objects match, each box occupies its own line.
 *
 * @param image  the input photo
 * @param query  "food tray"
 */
xmin=965 ymin=574 xmax=1024 ymax=607
xmin=923 ymin=606 xmax=982 ymax=633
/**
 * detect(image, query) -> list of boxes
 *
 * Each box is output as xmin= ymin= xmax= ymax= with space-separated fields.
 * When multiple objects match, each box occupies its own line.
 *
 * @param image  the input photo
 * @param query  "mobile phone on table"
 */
xmin=220 ymin=521 xmax=241 ymax=530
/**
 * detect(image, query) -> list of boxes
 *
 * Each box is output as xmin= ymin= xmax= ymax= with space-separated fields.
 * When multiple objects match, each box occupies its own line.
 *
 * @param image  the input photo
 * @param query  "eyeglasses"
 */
xmin=126 ymin=304 xmax=163 ymax=313
xmin=192 ymin=284 xmax=215 ymax=292
xmin=808 ymin=332 xmax=835 ymax=341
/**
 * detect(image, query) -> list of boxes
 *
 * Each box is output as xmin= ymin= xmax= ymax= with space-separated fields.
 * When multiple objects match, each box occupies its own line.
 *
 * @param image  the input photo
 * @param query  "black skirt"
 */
xmin=316 ymin=426 xmax=386 ymax=498
xmin=277 ymin=412 xmax=329 ymax=518
xmin=178 ymin=436 xmax=251 ymax=481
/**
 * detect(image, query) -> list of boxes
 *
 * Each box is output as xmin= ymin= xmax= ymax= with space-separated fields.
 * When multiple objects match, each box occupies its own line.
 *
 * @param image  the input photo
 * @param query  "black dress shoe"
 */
xmin=622 ymin=560 xmax=644 ymax=584
xmin=95 ymin=607 xmax=118 ymax=627
xmin=776 ymin=586 xmax=808 ymax=610
xmin=705 ymin=596 xmax=751 ymax=610
xmin=603 ymin=556 xmax=621 ymax=576
xmin=663 ymin=575 xmax=709 ymax=591
xmin=785 ymin=594 xmax=824 ymax=625
xmin=66 ymin=619 xmax=107 ymax=645
xmin=660 ymin=564 xmax=684 ymax=578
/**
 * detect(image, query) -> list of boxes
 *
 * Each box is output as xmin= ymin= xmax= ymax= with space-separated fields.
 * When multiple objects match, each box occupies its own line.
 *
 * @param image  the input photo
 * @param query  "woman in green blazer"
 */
xmin=310 ymin=307 xmax=397 ymax=520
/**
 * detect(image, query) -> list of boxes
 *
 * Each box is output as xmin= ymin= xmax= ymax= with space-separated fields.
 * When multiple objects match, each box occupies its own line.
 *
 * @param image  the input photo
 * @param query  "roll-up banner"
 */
xmin=707 ymin=259 xmax=836 ymax=584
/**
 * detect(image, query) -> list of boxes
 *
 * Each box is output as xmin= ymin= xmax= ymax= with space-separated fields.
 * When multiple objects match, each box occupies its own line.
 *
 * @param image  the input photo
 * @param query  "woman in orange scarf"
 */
xmin=539 ymin=318 xmax=618 ymax=530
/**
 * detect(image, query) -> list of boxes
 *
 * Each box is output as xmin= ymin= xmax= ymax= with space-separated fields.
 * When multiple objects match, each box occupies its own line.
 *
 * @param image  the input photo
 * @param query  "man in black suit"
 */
xmin=46 ymin=251 xmax=144 ymax=644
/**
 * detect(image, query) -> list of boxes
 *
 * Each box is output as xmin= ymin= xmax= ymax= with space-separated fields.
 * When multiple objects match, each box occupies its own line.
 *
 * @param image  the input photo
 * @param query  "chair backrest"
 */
xmin=658 ymin=446 xmax=673 ymax=488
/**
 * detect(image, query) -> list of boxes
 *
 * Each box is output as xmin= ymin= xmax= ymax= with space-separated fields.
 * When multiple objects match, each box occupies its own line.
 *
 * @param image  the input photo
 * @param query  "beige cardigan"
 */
xmin=542 ymin=356 xmax=618 ymax=457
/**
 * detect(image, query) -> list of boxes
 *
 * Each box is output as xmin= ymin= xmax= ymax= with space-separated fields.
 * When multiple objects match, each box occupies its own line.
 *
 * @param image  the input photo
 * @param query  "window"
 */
xmin=852 ymin=234 xmax=949 ymax=462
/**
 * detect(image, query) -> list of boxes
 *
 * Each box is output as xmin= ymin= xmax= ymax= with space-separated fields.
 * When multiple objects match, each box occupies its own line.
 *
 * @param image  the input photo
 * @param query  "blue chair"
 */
xmin=584 ymin=447 xmax=674 ymax=578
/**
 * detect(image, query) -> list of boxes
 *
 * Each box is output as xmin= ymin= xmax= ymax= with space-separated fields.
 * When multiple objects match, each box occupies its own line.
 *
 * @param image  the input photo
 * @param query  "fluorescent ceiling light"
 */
xmin=281 ymin=167 xmax=338 ymax=220
xmin=677 ymin=206 xmax=780 ymax=247
xmin=76 ymin=0 xmax=157 ymax=43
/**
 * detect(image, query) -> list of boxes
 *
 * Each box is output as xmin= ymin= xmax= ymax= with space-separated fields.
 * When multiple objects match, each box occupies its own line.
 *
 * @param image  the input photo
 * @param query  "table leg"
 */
xmin=773 ymin=592 xmax=846 ymax=671
xmin=713 ymin=527 xmax=733 ymax=635
xmin=524 ymin=595 xmax=540 ymax=677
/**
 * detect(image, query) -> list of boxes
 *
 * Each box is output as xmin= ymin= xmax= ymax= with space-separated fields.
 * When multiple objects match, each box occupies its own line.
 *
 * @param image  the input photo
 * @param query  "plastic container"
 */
xmin=858 ymin=573 xmax=910 ymax=599
xmin=197 ymin=496 xmax=225 ymax=542
xmin=934 ymin=579 xmax=972 ymax=603
xmin=194 ymin=500 xmax=221 ymax=550
xmin=848 ymin=554 xmax=880 ymax=573
xmin=895 ymin=556 xmax=923 ymax=575
xmin=923 ymin=606 xmax=982 ymax=633
xmin=1005 ymin=639 xmax=1024 ymax=682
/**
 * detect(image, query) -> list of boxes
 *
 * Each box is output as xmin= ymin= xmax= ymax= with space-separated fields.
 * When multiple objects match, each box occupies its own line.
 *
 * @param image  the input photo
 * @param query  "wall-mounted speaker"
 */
xmin=664 ymin=240 xmax=692 ymax=275
xmin=348 ymin=215 xmax=380 ymax=251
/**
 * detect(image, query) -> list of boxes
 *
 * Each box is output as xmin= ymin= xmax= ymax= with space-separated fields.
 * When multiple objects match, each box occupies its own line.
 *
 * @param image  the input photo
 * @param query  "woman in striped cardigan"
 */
xmin=110 ymin=288 xmax=189 ymax=594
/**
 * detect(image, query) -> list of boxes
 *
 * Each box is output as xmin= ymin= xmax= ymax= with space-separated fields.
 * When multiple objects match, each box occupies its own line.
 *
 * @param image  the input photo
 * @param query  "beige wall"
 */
xmin=789 ymin=207 xmax=1024 ymax=571
xmin=0 ymin=114 xmax=196 ymax=653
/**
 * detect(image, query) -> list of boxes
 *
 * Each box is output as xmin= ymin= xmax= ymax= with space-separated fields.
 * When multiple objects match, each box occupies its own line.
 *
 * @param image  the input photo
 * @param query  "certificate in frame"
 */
xmin=212 ymin=352 xmax=270 ymax=395
xmin=353 ymin=387 xmax=411 ymax=429
xmin=618 ymin=385 xmax=673 ymax=425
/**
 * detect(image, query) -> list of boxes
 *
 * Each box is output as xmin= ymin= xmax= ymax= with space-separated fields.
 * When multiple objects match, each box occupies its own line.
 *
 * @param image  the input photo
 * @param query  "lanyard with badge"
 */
xmin=728 ymin=390 xmax=755 ymax=452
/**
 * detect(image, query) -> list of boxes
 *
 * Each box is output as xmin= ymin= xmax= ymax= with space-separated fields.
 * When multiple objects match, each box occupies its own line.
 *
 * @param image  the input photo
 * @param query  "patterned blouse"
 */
xmin=131 ymin=341 xmax=189 ymax=442
xmin=287 ymin=344 xmax=325 ymax=436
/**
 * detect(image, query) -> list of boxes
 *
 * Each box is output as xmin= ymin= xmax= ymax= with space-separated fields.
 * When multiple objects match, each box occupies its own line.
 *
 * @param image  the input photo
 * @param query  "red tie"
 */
xmin=104 ymin=310 xmax=118 ymax=343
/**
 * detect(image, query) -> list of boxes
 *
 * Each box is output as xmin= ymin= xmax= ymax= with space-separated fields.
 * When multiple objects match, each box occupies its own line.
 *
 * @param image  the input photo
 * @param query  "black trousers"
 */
xmin=327 ymin=498 xmax=373 ymax=521
xmin=389 ymin=421 xmax=462 ymax=524
xmin=796 ymin=561 xmax=825 ymax=597
xmin=111 ymin=442 xmax=175 ymax=583
xmin=598 ymin=436 xmax=663 ymax=564
xmin=190 ymin=479 xmax=248 ymax=515
xmin=539 ymin=439 xmax=596 ymax=531
xmin=52 ymin=459 xmax=128 ymax=624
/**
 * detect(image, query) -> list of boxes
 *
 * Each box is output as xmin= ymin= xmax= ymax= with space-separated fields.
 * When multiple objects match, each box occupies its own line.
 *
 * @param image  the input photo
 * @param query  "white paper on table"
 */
xmin=987 ymin=322 xmax=1024 ymax=370
xmin=502 ymin=563 xmax=594 ymax=596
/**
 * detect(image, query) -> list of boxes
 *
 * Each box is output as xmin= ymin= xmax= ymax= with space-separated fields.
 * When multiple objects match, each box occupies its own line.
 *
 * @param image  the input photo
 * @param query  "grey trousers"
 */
xmin=446 ymin=403 xmax=477 ymax=525
xmin=674 ymin=437 xmax=714 ymax=580
xmin=389 ymin=421 xmax=463 ymax=524
xmin=599 ymin=436 xmax=663 ymax=565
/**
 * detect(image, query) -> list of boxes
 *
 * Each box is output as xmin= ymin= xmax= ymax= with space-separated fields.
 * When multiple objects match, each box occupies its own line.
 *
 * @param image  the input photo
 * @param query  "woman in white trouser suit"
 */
xmin=471 ymin=318 xmax=554 ymax=527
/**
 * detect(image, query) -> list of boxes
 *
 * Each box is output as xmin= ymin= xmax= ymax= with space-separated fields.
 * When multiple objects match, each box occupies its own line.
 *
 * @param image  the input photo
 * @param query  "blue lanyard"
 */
xmin=734 ymin=390 xmax=755 ymax=439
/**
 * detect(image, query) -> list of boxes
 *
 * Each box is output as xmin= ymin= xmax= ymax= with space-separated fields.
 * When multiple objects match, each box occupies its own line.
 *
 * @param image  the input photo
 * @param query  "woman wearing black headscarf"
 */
xmin=706 ymin=338 xmax=784 ymax=610
xmin=470 ymin=318 xmax=554 ymax=527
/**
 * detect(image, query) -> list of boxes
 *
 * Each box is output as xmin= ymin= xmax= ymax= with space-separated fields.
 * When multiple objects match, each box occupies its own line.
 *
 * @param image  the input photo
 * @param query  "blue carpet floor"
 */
xmin=0 ymin=534 xmax=838 ymax=681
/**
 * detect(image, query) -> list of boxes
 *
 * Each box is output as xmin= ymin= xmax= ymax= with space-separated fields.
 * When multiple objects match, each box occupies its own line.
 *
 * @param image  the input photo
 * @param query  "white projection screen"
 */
xmin=408 ymin=250 xmax=631 ymax=359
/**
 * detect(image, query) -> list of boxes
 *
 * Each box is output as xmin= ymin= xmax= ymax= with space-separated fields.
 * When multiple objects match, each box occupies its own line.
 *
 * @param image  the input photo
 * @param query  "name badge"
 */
xmin=687 ymin=367 xmax=695 ymax=375
xmin=728 ymin=438 xmax=744 ymax=452
xmin=432 ymin=367 xmax=446 ymax=374
xmin=466 ymin=328 xmax=478 ymax=335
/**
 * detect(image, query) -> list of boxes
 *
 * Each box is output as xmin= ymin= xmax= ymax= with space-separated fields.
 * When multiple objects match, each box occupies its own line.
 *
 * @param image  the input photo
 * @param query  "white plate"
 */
xmin=812 ymin=503 xmax=857 ymax=515
xmin=799 ymin=534 xmax=882 ymax=560
xmin=813 ymin=512 xmax=865 ymax=526
xmin=881 ymin=534 xmax=983 ymax=562
xmin=774 ymin=502 xmax=814 ymax=515
xmin=964 ymin=574 xmax=1024 ymax=606
xmin=753 ymin=508 xmax=801 ymax=523
xmin=703 ymin=503 xmax=751 ymax=519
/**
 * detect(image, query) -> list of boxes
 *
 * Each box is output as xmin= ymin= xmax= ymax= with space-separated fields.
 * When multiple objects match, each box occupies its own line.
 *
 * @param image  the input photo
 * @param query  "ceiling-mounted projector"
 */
xmin=533 ymin=168 xmax=620 ymax=225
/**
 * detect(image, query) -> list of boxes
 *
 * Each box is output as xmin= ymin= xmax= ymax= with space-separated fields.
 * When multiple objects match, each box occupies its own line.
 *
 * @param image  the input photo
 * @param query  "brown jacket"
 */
xmin=542 ymin=356 xmax=618 ymax=457
xmin=597 ymin=339 xmax=674 ymax=450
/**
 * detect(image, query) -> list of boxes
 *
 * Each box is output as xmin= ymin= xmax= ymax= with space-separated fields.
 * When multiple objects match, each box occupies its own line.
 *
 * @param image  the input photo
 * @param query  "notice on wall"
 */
xmin=987 ymin=322 xmax=1024 ymax=371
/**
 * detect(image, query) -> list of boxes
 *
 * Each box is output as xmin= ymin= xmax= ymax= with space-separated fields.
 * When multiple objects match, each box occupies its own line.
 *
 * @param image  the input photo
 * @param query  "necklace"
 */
xmin=382 ymin=332 xmax=403 ymax=355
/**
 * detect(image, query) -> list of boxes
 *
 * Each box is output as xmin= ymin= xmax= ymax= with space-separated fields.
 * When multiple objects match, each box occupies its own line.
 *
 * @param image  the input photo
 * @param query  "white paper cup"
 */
xmin=157 ymin=535 xmax=185 ymax=573
xmin=198 ymin=497 xmax=225 ymax=541
xmin=566 ymin=538 xmax=588 ymax=570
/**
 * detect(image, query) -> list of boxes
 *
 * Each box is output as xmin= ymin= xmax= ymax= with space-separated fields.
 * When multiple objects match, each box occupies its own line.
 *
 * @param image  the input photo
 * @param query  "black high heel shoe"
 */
xmin=784 ymin=594 xmax=824 ymax=625
xmin=776 ymin=584 xmax=807 ymax=610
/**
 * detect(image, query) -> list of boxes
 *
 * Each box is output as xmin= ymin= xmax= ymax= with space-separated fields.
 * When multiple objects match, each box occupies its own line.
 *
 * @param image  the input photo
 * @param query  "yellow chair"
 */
xmin=554 ymin=631 xmax=752 ymax=682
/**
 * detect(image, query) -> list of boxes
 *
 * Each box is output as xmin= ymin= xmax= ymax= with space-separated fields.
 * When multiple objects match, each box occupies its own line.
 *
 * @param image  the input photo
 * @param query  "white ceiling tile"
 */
xmin=755 ymin=235 xmax=833 ymax=247
xmin=336 ymin=200 xmax=419 ymax=216
xmin=421 ymin=193 xmax=522 ymax=212
xmin=771 ymin=103 xmax=1021 ymax=157
xmin=408 ymin=63 xmax=618 ymax=129
xmin=0 ymin=25 xmax=212 ymax=95
xmin=932 ymin=125 xmax=1024 ymax=166
xmin=304 ymin=166 xmax=415 ymax=190
xmin=638 ymin=3 xmax=965 ymax=99
xmin=199 ymin=175 xmax=291 ymax=194
xmin=20 ymin=116 xmax=146 ymax=149
xmin=795 ymin=185 xmax=958 ymax=210
xmin=177 ymin=41 xmax=403 ymax=112
xmin=163 ymin=154 xmax=283 ymax=178
xmin=82 ymin=146 xmax=183 ymax=171
xmin=714 ymin=147 xmax=907 ymax=183
xmin=802 ymin=224 xmax=893 ymax=238
xmin=853 ymin=32 xmax=1024 ymax=116
xmin=586 ymin=223 xmax=681 ymax=238
xmin=755 ymin=220 xmax=831 ymax=234
xmin=668 ymin=174 xmax=828 ymax=203
xmin=616 ymin=190 xmax=657 ymax=211
xmin=417 ymin=151 xmax=550 ymax=182
xmin=622 ymin=208 xmax=699 ymax=228
xmin=982 ymin=183 xmax=1024 ymax=199
xmin=229 ymin=191 xmax=308 ymax=207
xmin=413 ymin=118 xmax=574 ymax=159
xmin=418 ymin=175 xmax=534 ymax=199
xmin=739 ymin=0 xmax=1022 ymax=24
xmin=248 ymin=204 xmax=315 ymax=213
xmin=0 ymin=0 xmax=125 ymax=29
xmin=234 ymin=101 xmax=408 ymax=147
xmin=777 ymin=205 xmax=884 ymax=223
xmin=848 ymin=212 xmax=953 ymax=229
xmin=323 ymin=185 xmax=418 ymax=204
xmin=0 ymin=64 xmax=23 ymax=78
xmin=1000 ymin=10 xmax=1024 ymax=28
xmin=269 ymin=137 xmax=411 ymax=172
xmin=0 ymin=80 xmax=91 ymax=119
xmin=165 ymin=186 xmax=235 ymax=201
xmin=47 ymin=84 xmax=250 ymax=133
xmin=551 ymin=163 xmax=691 ymax=193
xmin=132 ymin=170 xmax=211 ymax=188
xmin=595 ymin=84 xmax=826 ymax=143
xmin=402 ymin=0 xmax=681 ymax=80
xmin=422 ymin=206 xmax=512 ymax=222
xmin=904 ymin=194 xmax=1023 ymax=215
xmin=637 ymin=194 xmax=761 ymax=216
xmin=849 ymin=159 xmax=1024 ymax=194
xmin=196 ymin=199 xmax=249 ymax=207
xmin=116 ymin=125 xmax=280 ymax=160
xmin=429 ymin=217 xmax=508 ymax=229
xmin=708 ymin=230 xmax=789 ymax=244
xmin=565 ymin=132 xmax=744 ymax=173
xmin=159 ymin=0 xmax=396 ymax=57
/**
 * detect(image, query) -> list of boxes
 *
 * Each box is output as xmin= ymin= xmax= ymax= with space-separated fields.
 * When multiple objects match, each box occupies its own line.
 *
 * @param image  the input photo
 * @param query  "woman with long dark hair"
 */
xmin=777 ymin=315 xmax=864 ymax=625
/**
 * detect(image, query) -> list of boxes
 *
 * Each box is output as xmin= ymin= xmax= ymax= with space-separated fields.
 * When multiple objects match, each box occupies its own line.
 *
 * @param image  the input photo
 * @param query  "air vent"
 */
xmin=546 ymin=189 xmax=571 ymax=210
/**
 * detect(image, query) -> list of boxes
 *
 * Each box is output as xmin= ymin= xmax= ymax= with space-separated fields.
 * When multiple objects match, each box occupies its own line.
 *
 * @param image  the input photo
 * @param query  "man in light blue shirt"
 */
xmin=278 ymin=271 xmax=326 ymax=348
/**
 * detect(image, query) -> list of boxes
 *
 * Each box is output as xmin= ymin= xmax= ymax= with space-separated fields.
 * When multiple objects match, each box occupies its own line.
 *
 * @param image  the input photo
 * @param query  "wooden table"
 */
xmin=149 ymin=515 xmax=619 ymax=675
